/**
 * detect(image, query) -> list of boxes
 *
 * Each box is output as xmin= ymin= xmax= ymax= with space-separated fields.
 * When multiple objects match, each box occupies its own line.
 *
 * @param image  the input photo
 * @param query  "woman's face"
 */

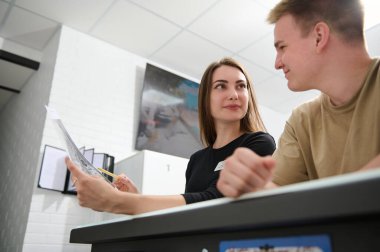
xmin=209 ymin=65 xmax=249 ymax=126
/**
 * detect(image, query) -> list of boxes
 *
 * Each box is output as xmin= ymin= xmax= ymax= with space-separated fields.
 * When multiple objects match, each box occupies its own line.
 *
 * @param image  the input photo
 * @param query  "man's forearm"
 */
xmin=361 ymin=154 xmax=380 ymax=171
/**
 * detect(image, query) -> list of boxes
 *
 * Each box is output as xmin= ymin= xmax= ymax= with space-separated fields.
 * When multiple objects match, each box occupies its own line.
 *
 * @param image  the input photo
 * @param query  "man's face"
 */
xmin=274 ymin=14 xmax=317 ymax=91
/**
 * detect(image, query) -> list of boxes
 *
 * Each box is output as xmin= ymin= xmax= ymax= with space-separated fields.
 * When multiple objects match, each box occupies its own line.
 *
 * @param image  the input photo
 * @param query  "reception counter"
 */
xmin=70 ymin=169 xmax=380 ymax=252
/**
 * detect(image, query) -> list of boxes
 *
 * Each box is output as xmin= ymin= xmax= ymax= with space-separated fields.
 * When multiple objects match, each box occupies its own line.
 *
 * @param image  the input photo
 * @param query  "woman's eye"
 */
xmin=214 ymin=83 xmax=225 ymax=89
xmin=237 ymin=83 xmax=247 ymax=89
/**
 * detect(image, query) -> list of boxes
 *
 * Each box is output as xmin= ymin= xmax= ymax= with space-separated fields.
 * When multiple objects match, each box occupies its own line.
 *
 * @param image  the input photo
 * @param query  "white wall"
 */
xmin=366 ymin=23 xmax=380 ymax=57
xmin=259 ymin=105 xmax=289 ymax=145
xmin=0 ymin=30 xmax=60 ymax=252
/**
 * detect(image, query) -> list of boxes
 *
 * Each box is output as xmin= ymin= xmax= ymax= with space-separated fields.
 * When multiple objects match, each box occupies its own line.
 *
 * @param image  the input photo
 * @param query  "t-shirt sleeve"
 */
xmin=272 ymin=114 xmax=309 ymax=186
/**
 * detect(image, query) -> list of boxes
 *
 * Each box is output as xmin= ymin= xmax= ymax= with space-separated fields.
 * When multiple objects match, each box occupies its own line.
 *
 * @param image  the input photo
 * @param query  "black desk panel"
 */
xmin=70 ymin=171 xmax=380 ymax=252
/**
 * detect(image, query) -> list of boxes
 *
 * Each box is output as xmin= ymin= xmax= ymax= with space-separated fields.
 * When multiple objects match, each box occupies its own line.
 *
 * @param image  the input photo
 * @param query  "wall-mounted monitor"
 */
xmin=135 ymin=64 xmax=202 ymax=159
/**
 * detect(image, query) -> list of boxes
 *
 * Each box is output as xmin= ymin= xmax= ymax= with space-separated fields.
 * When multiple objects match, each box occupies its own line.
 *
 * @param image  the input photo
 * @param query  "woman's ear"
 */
xmin=313 ymin=22 xmax=330 ymax=53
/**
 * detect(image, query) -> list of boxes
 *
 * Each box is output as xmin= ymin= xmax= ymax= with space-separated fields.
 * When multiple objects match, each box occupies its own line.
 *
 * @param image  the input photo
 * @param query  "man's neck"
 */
xmin=319 ymin=47 xmax=372 ymax=106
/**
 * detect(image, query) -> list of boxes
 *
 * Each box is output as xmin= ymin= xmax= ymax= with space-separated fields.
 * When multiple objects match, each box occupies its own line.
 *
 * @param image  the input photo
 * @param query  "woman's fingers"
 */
xmin=113 ymin=175 xmax=139 ymax=193
xmin=65 ymin=157 xmax=87 ymax=180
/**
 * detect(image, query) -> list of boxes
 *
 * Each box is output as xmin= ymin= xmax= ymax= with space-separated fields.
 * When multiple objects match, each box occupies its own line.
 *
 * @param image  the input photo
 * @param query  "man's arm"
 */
xmin=361 ymin=154 xmax=380 ymax=171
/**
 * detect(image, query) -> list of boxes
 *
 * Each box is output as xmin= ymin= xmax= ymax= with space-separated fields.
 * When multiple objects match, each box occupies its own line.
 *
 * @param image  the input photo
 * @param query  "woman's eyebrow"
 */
xmin=212 ymin=79 xmax=228 ymax=84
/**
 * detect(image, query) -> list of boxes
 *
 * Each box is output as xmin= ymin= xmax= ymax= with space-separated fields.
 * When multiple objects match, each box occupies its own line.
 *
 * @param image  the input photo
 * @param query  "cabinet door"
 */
xmin=142 ymin=151 xmax=188 ymax=195
xmin=114 ymin=152 xmax=145 ymax=192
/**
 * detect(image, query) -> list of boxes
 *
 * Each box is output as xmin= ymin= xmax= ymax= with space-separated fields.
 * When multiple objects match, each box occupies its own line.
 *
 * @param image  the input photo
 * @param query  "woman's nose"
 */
xmin=228 ymin=89 xmax=238 ymax=100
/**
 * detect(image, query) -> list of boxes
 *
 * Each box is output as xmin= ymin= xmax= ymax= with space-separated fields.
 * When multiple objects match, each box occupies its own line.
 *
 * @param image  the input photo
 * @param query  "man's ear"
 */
xmin=313 ymin=22 xmax=330 ymax=52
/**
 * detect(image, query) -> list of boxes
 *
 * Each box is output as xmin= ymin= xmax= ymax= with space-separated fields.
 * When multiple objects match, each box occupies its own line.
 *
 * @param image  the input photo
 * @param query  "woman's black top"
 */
xmin=182 ymin=132 xmax=276 ymax=204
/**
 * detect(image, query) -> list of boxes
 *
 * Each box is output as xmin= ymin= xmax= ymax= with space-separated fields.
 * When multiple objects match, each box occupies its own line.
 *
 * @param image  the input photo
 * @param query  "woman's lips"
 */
xmin=224 ymin=104 xmax=241 ymax=110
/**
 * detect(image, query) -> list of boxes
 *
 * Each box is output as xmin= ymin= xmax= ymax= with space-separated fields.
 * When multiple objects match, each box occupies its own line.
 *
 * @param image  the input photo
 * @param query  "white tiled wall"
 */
xmin=23 ymin=26 xmax=147 ymax=252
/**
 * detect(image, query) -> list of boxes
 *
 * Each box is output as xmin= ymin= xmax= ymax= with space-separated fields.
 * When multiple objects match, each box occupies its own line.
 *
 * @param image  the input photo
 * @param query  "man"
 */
xmin=217 ymin=0 xmax=380 ymax=197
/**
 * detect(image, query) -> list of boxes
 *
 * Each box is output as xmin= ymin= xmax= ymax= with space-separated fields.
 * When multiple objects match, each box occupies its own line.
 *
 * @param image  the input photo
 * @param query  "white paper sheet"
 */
xmin=45 ymin=105 xmax=112 ymax=184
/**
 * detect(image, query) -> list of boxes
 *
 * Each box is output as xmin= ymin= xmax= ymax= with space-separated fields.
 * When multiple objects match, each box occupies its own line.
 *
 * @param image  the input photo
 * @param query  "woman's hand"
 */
xmin=66 ymin=157 xmax=120 ymax=212
xmin=65 ymin=157 xmax=186 ymax=215
xmin=113 ymin=174 xmax=140 ymax=193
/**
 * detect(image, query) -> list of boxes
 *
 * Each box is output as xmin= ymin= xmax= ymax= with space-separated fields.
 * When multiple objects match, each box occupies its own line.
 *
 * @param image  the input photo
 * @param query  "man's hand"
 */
xmin=217 ymin=148 xmax=277 ymax=197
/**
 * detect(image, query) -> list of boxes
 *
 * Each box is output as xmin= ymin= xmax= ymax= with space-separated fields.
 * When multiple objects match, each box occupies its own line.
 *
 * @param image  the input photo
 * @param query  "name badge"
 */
xmin=214 ymin=161 xmax=225 ymax=171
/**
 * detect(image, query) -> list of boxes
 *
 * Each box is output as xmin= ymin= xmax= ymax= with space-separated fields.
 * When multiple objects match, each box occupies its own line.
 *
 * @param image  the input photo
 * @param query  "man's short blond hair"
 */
xmin=267 ymin=0 xmax=364 ymax=42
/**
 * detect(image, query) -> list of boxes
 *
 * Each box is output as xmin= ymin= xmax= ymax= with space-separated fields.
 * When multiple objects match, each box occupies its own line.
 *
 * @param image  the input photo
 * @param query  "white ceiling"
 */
xmin=0 ymin=0 xmax=379 ymax=115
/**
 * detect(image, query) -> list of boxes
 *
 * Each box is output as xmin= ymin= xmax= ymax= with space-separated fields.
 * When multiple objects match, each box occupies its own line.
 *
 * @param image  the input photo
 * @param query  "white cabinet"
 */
xmin=114 ymin=150 xmax=189 ymax=195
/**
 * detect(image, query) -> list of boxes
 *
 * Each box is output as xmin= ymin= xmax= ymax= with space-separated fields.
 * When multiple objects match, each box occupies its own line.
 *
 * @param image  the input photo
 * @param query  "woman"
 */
xmin=66 ymin=57 xmax=275 ymax=214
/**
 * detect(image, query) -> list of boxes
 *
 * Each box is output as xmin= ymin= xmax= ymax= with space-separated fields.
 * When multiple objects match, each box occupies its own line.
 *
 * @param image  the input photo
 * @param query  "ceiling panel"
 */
xmin=15 ymin=0 xmax=115 ymax=32
xmin=0 ymin=6 xmax=59 ymax=50
xmin=151 ymin=30 xmax=232 ymax=80
xmin=91 ymin=0 xmax=181 ymax=57
xmin=234 ymin=55 xmax=275 ymax=84
xmin=129 ymin=0 xmax=218 ymax=27
xmin=253 ymin=0 xmax=282 ymax=10
xmin=238 ymin=33 xmax=277 ymax=75
xmin=188 ymin=0 xmax=272 ymax=52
